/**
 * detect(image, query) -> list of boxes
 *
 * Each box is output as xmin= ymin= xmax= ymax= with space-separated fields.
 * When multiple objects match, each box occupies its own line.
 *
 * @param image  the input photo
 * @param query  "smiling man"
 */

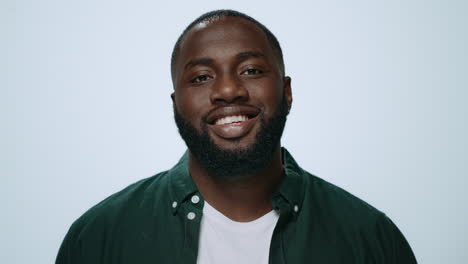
xmin=56 ymin=10 xmax=417 ymax=264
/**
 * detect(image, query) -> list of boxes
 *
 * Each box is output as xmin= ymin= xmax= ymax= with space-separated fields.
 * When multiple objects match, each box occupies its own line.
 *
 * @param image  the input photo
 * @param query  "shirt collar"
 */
xmin=168 ymin=151 xmax=198 ymax=214
xmin=275 ymin=148 xmax=306 ymax=206
xmin=168 ymin=147 xmax=306 ymax=215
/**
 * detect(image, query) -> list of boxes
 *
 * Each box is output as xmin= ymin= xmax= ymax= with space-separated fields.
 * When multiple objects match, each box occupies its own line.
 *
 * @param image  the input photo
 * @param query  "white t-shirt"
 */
xmin=196 ymin=201 xmax=279 ymax=264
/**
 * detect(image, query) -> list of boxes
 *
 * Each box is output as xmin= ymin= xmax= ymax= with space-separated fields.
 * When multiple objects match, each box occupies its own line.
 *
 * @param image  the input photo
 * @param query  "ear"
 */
xmin=171 ymin=92 xmax=178 ymax=113
xmin=283 ymin=76 xmax=293 ymax=112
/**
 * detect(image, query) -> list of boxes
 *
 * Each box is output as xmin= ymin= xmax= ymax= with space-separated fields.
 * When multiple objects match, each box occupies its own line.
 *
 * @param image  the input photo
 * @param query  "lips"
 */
xmin=205 ymin=105 xmax=260 ymax=139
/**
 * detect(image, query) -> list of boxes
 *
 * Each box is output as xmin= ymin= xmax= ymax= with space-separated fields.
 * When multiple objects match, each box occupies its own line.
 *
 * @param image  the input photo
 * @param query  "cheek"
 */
xmin=175 ymin=89 xmax=210 ymax=122
xmin=248 ymin=79 xmax=284 ymax=115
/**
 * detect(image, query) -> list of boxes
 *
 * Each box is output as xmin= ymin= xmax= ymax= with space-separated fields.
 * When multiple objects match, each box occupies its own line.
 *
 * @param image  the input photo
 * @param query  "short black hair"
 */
xmin=170 ymin=9 xmax=285 ymax=81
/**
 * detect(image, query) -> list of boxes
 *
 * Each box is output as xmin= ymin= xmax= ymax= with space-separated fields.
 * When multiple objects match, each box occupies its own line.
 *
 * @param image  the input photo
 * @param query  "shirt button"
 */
xmin=191 ymin=195 xmax=200 ymax=204
xmin=172 ymin=201 xmax=177 ymax=208
xmin=187 ymin=212 xmax=196 ymax=220
xmin=293 ymin=205 xmax=299 ymax=213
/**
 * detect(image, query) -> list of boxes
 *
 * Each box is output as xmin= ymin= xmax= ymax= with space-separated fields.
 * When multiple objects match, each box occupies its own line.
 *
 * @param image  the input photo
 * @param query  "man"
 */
xmin=56 ymin=10 xmax=417 ymax=264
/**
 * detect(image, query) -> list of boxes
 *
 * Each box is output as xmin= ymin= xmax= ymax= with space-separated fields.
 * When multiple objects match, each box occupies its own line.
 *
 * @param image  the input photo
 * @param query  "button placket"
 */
xmin=187 ymin=212 xmax=196 ymax=220
xmin=181 ymin=198 xmax=203 ymax=263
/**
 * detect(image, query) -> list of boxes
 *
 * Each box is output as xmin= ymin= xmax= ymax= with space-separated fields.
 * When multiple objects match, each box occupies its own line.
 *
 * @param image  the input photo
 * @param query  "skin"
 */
xmin=171 ymin=17 xmax=293 ymax=222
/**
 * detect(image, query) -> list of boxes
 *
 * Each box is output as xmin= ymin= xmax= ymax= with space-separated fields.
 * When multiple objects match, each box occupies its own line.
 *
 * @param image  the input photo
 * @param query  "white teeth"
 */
xmin=215 ymin=115 xmax=249 ymax=125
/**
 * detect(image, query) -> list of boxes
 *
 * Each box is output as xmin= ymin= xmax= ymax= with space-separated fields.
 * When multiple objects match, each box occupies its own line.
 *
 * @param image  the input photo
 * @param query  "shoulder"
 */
xmin=283 ymin=148 xmax=383 ymax=225
xmin=300 ymin=172 xmax=416 ymax=262
xmin=69 ymin=170 xmax=171 ymax=239
xmin=56 ymin=171 xmax=174 ymax=263
xmin=305 ymin=172 xmax=383 ymax=223
xmin=301 ymin=171 xmax=389 ymax=239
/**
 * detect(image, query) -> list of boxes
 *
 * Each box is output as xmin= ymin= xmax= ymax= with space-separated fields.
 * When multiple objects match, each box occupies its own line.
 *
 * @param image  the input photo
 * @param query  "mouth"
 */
xmin=205 ymin=105 xmax=261 ymax=139
xmin=206 ymin=105 xmax=260 ymax=124
xmin=213 ymin=114 xmax=253 ymax=125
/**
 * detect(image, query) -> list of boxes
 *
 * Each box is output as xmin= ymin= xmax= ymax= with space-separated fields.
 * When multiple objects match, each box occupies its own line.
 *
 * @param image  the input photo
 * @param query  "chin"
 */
xmin=208 ymin=132 xmax=258 ymax=152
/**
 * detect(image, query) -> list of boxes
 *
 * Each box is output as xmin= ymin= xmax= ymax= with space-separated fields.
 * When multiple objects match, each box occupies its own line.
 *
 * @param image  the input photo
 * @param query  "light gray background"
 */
xmin=2 ymin=0 xmax=467 ymax=263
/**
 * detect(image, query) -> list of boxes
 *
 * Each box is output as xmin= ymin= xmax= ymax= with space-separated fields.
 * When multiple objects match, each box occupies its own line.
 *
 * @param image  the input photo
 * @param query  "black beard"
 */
xmin=174 ymin=97 xmax=289 ymax=179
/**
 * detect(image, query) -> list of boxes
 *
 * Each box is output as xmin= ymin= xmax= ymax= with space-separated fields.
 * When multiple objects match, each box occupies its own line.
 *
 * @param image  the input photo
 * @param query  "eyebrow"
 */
xmin=236 ymin=51 xmax=265 ymax=60
xmin=183 ymin=51 xmax=266 ymax=70
xmin=184 ymin=58 xmax=214 ymax=70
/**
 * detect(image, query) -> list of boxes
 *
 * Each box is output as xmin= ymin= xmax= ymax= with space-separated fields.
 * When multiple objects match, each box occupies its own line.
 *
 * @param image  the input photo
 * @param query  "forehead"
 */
xmin=175 ymin=17 xmax=275 ymax=69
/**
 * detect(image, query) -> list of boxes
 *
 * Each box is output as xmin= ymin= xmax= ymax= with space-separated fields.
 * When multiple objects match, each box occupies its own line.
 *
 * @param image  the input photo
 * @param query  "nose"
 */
xmin=210 ymin=74 xmax=249 ymax=104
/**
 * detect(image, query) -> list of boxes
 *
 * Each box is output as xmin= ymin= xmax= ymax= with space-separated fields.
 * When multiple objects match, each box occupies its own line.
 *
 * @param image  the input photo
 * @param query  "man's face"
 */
xmin=172 ymin=17 xmax=292 ymax=177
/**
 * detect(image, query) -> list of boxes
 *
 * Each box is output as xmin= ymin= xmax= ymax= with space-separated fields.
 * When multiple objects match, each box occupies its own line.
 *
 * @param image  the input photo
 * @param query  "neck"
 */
xmin=189 ymin=145 xmax=284 ymax=222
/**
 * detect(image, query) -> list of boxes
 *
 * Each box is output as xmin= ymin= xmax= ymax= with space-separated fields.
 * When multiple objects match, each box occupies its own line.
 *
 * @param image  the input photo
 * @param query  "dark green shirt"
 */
xmin=56 ymin=148 xmax=416 ymax=263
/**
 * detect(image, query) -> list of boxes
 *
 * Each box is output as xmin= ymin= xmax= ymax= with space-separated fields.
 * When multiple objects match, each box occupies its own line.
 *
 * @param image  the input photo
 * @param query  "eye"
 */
xmin=191 ymin=75 xmax=211 ymax=83
xmin=242 ymin=68 xmax=263 ymax=75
